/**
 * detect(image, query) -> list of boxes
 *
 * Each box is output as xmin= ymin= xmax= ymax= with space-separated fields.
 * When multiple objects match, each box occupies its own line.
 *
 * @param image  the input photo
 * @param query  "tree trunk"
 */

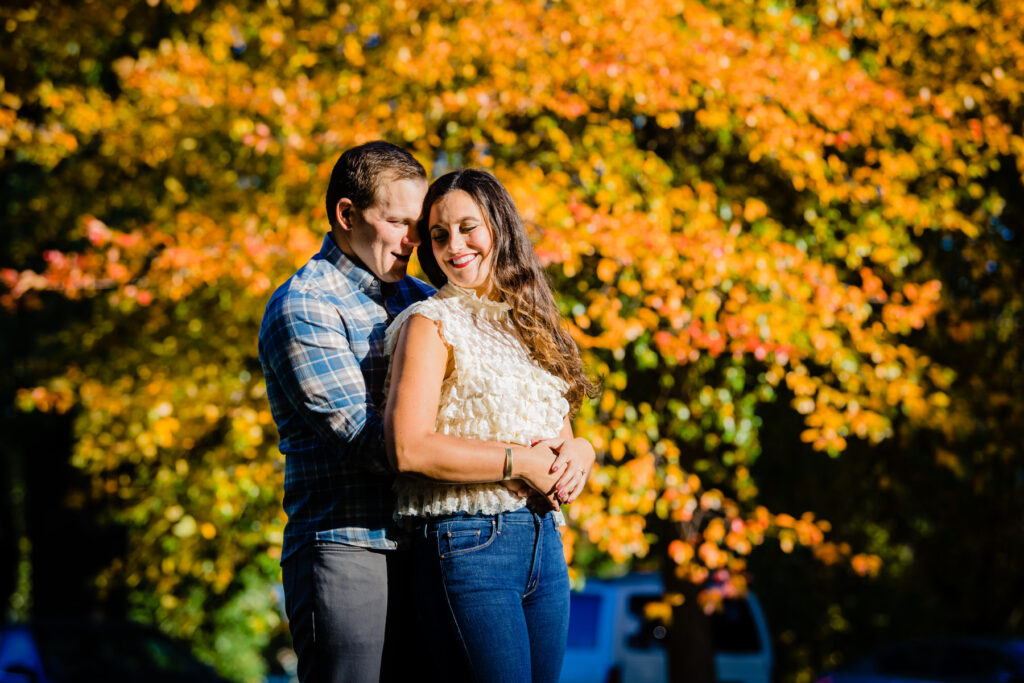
xmin=663 ymin=563 xmax=717 ymax=683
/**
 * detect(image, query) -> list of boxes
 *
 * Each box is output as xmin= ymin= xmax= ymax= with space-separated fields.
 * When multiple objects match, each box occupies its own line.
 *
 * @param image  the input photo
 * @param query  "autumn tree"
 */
xmin=739 ymin=0 xmax=1024 ymax=674
xmin=2 ymin=0 xmax=1021 ymax=679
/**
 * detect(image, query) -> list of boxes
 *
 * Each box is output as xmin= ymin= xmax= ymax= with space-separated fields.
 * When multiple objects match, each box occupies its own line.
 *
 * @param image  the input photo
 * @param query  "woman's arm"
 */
xmin=384 ymin=313 xmax=561 ymax=493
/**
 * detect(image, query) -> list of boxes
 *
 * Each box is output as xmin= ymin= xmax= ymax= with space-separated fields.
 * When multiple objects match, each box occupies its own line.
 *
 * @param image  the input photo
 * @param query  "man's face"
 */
xmin=335 ymin=176 xmax=427 ymax=282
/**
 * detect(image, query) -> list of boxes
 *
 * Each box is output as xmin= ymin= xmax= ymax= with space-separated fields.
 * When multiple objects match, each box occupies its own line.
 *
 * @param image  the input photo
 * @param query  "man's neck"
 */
xmin=328 ymin=229 xmax=372 ymax=276
xmin=328 ymin=228 xmax=354 ymax=258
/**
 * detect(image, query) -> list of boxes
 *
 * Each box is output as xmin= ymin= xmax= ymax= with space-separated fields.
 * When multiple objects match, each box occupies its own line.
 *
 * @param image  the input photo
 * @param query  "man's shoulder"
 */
xmin=266 ymin=257 xmax=354 ymax=309
xmin=261 ymin=259 xmax=353 ymax=335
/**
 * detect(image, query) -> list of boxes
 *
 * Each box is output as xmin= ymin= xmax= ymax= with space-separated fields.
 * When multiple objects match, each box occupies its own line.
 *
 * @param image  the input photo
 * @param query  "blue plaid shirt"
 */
xmin=259 ymin=235 xmax=434 ymax=561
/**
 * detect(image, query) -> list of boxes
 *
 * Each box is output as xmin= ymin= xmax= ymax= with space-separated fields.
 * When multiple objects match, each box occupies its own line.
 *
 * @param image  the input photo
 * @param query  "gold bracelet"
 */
xmin=502 ymin=447 xmax=513 ymax=480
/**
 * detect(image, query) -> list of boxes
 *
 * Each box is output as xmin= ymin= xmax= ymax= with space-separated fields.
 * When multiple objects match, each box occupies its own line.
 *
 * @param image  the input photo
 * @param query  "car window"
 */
xmin=567 ymin=594 xmax=603 ymax=649
xmin=709 ymin=598 xmax=762 ymax=653
xmin=626 ymin=594 xmax=669 ymax=651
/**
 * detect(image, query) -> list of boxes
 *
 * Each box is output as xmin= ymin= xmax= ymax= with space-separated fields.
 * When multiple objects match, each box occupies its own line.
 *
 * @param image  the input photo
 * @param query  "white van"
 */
xmin=560 ymin=572 xmax=773 ymax=683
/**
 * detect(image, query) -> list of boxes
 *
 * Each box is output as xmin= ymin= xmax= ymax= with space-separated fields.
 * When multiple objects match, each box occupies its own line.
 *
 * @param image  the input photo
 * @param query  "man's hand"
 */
xmin=499 ymin=478 xmax=531 ymax=499
xmin=526 ymin=489 xmax=562 ymax=513
xmin=499 ymin=477 xmax=562 ymax=512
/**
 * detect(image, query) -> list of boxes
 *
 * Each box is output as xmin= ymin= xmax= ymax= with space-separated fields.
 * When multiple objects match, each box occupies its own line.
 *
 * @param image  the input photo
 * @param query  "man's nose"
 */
xmin=403 ymin=223 xmax=420 ymax=247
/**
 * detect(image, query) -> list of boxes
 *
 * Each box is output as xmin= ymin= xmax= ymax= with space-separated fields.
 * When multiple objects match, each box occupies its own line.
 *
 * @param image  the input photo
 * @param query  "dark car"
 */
xmin=0 ymin=619 xmax=230 ymax=683
xmin=816 ymin=637 xmax=1024 ymax=683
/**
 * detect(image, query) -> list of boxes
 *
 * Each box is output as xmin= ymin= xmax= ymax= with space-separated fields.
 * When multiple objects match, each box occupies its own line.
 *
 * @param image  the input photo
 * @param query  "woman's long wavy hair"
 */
xmin=417 ymin=169 xmax=598 ymax=414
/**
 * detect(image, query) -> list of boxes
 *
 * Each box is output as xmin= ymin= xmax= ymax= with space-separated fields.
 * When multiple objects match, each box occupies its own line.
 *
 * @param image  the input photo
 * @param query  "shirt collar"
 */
xmin=318 ymin=234 xmax=383 ymax=297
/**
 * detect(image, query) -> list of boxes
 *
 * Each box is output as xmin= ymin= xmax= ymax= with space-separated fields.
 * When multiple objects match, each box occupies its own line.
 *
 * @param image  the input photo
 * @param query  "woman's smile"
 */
xmin=449 ymin=253 xmax=478 ymax=268
xmin=428 ymin=189 xmax=495 ymax=295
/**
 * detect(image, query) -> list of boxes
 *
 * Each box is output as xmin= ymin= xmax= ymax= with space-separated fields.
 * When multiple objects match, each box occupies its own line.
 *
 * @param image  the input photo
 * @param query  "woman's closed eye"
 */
xmin=431 ymin=224 xmax=478 ymax=243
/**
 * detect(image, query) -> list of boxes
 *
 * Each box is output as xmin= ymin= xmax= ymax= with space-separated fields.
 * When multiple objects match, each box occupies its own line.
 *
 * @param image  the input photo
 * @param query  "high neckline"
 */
xmin=440 ymin=282 xmax=511 ymax=320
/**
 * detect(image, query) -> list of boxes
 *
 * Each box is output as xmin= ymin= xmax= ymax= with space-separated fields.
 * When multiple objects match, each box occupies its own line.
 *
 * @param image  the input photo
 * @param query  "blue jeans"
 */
xmin=412 ymin=507 xmax=571 ymax=683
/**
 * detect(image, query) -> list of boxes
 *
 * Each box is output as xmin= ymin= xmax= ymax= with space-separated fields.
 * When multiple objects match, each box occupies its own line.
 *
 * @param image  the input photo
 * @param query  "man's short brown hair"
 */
xmin=325 ymin=141 xmax=426 ymax=229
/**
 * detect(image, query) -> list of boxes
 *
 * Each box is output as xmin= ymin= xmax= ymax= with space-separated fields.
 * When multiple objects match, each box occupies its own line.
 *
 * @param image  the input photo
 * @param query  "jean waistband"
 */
xmin=415 ymin=507 xmax=556 ymax=536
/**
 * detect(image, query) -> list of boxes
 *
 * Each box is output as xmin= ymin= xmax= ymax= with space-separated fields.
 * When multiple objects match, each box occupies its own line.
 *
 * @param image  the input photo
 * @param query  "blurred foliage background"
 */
xmin=1 ymin=0 xmax=1021 ymax=680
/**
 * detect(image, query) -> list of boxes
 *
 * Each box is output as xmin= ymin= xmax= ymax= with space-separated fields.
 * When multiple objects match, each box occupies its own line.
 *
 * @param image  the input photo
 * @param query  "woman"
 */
xmin=383 ymin=169 xmax=598 ymax=682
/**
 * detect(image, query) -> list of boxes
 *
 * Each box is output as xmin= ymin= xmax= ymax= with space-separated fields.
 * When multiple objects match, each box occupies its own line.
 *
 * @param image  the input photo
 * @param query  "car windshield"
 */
xmin=621 ymin=593 xmax=762 ymax=654
xmin=565 ymin=583 xmax=767 ymax=657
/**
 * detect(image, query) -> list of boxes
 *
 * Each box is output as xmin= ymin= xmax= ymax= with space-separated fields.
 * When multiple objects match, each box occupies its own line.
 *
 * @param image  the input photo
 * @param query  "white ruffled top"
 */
xmin=384 ymin=283 xmax=570 ymax=520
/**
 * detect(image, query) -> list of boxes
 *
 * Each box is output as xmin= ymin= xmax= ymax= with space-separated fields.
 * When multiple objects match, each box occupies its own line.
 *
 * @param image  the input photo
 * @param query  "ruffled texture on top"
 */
xmin=385 ymin=283 xmax=569 ymax=520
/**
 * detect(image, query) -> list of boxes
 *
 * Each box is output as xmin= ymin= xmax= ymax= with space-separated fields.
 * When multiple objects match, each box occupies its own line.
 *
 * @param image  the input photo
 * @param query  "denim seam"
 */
xmin=522 ymin=515 xmax=544 ymax=598
xmin=436 ymin=532 xmax=475 ymax=675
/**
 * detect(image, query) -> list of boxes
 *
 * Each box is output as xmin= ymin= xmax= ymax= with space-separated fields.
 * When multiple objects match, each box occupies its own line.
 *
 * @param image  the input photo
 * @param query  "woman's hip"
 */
xmin=412 ymin=508 xmax=565 ymax=588
xmin=411 ymin=508 xmax=569 ymax=681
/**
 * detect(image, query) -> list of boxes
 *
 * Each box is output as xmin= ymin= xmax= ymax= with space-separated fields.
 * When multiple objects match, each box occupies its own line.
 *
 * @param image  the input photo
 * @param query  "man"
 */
xmin=258 ymin=141 xmax=433 ymax=682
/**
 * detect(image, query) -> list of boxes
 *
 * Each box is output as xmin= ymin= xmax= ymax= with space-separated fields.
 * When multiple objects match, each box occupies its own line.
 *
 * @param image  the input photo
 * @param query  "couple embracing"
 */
xmin=258 ymin=141 xmax=598 ymax=683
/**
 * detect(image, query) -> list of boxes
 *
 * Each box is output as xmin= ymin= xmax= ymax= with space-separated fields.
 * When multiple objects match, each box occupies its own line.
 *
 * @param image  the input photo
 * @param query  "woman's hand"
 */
xmin=515 ymin=441 xmax=565 ymax=495
xmin=539 ymin=437 xmax=595 ymax=505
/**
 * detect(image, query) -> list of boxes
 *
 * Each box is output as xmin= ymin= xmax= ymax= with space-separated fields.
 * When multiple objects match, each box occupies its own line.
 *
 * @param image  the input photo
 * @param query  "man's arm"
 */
xmin=261 ymin=291 xmax=389 ymax=473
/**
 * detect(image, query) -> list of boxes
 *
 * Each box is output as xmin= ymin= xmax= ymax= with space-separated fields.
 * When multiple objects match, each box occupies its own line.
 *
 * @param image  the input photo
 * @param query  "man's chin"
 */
xmin=380 ymin=262 xmax=409 ymax=283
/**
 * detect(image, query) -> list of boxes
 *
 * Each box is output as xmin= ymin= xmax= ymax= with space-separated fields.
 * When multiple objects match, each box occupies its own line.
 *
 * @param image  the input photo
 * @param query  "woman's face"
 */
xmin=427 ymin=190 xmax=495 ymax=295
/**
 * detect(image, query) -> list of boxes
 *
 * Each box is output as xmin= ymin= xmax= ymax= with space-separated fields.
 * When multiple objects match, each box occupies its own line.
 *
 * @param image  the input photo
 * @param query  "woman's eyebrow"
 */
xmin=432 ymin=216 xmax=479 ymax=228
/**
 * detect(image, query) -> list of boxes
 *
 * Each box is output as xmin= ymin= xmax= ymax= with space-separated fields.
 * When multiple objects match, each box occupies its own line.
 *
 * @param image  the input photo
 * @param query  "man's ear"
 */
xmin=335 ymin=198 xmax=355 ymax=231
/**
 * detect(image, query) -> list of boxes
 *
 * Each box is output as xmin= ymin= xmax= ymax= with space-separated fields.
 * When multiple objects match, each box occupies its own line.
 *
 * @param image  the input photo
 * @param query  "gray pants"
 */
xmin=282 ymin=541 xmax=429 ymax=683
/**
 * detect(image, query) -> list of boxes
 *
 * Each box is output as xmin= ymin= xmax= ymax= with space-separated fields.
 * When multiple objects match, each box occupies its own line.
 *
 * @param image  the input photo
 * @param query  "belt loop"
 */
xmin=496 ymin=511 xmax=504 ymax=535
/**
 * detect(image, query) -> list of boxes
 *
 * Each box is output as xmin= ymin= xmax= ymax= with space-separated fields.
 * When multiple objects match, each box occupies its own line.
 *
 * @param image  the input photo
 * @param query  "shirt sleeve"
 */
xmin=260 ymin=290 xmax=390 ymax=474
